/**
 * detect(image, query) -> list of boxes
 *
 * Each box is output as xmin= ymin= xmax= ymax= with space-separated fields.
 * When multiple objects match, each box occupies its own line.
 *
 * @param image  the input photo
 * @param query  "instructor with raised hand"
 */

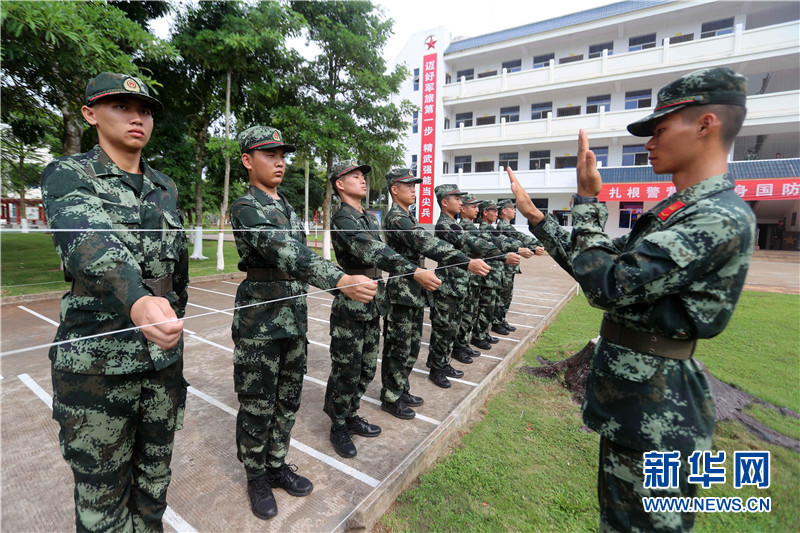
xmin=508 ymin=67 xmax=755 ymax=532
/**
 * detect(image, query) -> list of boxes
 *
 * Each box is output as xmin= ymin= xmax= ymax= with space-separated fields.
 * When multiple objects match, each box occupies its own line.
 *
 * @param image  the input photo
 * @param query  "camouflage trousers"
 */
xmin=455 ymin=283 xmax=481 ymax=348
xmin=380 ymin=304 xmax=423 ymax=403
xmin=598 ymin=437 xmax=696 ymax=533
xmin=471 ymin=285 xmax=499 ymax=341
xmin=324 ymin=315 xmax=380 ymax=430
xmin=427 ymin=293 xmax=464 ymax=370
xmin=234 ymin=337 xmax=306 ymax=479
xmin=52 ymin=360 xmax=186 ymax=533
xmin=494 ymin=273 xmax=515 ymax=326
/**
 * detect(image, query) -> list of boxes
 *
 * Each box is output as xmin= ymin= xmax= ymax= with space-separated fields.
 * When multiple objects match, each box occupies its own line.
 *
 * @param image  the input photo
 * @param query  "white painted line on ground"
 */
xmin=187 ymin=286 xmax=235 ymax=297
xmin=188 ymin=386 xmax=236 ymax=415
xmin=220 ymin=281 xmax=240 ymax=287
xmin=303 ymin=375 xmax=327 ymax=387
xmin=308 ymin=316 xmax=329 ymax=324
xmin=308 ymin=295 xmax=333 ymax=301
xmin=514 ymin=288 xmax=565 ymax=296
xmin=308 ymin=339 xmax=330 ymax=349
xmin=495 ymin=336 xmax=521 ymax=344
xmin=18 ymin=373 xmax=53 ymax=408
xmin=21 ymin=373 xmax=196 ymax=530
xmin=189 ymin=335 xmax=233 ymax=353
xmin=358 ymin=396 xmax=442 ymax=425
xmin=406 ymin=365 xmax=479 ymax=387
xmin=506 ymin=310 xmax=546 ymax=318
xmin=187 ymin=302 xmax=233 ymax=316
xmin=511 ymin=301 xmax=553 ymax=309
xmin=0 ymin=375 xmax=3 ymax=380
xmin=477 ymin=354 xmax=503 ymax=361
xmin=506 ymin=322 xmax=534 ymax=329
xmin=513 ymin=294 xmax=562 ymax=302
xmin=18 ymin=306 xmax=59 ymax=327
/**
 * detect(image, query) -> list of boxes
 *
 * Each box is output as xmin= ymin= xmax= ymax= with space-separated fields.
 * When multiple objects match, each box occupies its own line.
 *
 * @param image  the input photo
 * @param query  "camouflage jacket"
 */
xmin=41 ymin=145 xmax=188 ymax=375
xmin=478 ymin=221 xmax=521 ymax=289
xmin=383 ymin=203 xmax=470 ymax=307
xmin=532 ymin=173 xmax=755 ymax=453
xmin=330 ymin=202 xmax=417 ymax=321
xmin=496 ymin=218 xmax=541 ymax=274
xmin=435 ymin=213 xmax=501 ymax=298
xmin=230 ymin=185 xmax=343 ymax=342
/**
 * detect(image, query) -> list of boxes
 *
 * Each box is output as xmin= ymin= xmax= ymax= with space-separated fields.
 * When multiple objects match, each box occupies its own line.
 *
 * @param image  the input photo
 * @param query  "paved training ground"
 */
xmin=1 ymin=252 xmax=795 ymax=531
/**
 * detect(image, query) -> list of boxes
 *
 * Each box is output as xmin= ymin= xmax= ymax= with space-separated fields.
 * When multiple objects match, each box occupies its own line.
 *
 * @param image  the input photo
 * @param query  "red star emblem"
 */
xmin=425 ymin=36 xmax=437 ymax=50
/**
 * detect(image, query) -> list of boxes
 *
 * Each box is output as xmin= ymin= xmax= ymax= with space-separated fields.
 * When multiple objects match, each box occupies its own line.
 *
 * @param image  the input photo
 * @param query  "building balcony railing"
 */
xmin=440 ymin=90 xmax=799 ymax=148
xmin=439 ymin=167 xmax=579 ymax=195
xmin=441 ymin=21 xmax=799 ymax=102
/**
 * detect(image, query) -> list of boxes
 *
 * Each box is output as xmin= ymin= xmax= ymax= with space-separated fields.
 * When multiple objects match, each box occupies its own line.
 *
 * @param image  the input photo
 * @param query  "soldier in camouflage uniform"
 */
xmin=470 ymin=201 xmax=526 ymax=350
xmin=509 ymin=67 xmax=755 ymax=532
xmin=230 ymin=126 xmax=376 ymax=520
xmin=325 ymin=160 xmax=441 ymax=458
xmin=494 ymin=199 xmax=544 ymax=333
xmin=428 ymin=185 xmax=514 ymax=371
xmin=42 ymin=72 xmax=189 ymax=532
xmin=380 ymin=169 xmax=491 ymax=417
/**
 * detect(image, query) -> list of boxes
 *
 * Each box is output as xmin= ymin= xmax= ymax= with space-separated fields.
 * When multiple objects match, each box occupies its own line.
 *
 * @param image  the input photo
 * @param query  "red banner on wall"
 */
xmin=418 ymin=51 xmax=437 ymax=223
xmin=598 ymin=178 xmax=800 ymax=202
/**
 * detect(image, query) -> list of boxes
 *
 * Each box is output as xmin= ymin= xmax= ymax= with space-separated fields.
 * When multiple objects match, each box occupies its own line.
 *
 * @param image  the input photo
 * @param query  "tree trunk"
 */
xmin=321 ymin=152 xmax=333 ymax=260
xmin=217 ymin=70 xmax=232 ymax=271
xmin=194 ymin=180 xmax=203 ymax=228
xmin=521 ymin=340 xmax=800 ymax=452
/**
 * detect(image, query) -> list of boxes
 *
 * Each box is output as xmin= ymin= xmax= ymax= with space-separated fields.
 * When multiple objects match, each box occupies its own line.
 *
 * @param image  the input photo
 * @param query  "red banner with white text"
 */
xmin=598 ymin=178 xmax=800 ymax=202
xmin=418 ymin=52 xmax=437 ymax=223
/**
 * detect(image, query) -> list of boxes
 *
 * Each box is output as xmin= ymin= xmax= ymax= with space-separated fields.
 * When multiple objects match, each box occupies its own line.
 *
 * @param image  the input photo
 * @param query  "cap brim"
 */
xmin=396 ymin=177 xmax=423 ymax=184
xmin=88 ymin=91 xmax=163 ymax=112
xmin=251 ymin=142 xmax=296 ymax=153
xmin=627 ymin=104 xmax=688 ymax=136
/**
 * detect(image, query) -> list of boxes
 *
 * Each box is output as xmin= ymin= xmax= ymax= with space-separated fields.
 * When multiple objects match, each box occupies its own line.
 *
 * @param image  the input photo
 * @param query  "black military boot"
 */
xmin=428 ymin=368 xmax=451 ymax=388
xmin=488 ymin=336 xmax=500 ymax=344
xmin=400 ymin=391 xmax=424 ymax=407
xmin=330 ymin=427 xmax=357 ymax=458
xmin=503 ymin=321 xmax=517 ymax=332
xmin=382 ymin=398 xmax=416 ymax=419
xmin=467 ymin=346 xmax=481 ymax=356
xmin=267 ymin=463 xmax=313 ymax=497
xmin=247 ymin=475 xmax=278 ymax=520
xmin=345 ymin=415 xmax=381 ymax=437
xmin=471 ymin=337 xmax=492 ymax=350
xmin=441 ymin=364 xmax=464 ymax=378
xmin=491 ymin=324 xmax=510 ymax=335
xmin=451 ymin=347 xmax=473 ymax=364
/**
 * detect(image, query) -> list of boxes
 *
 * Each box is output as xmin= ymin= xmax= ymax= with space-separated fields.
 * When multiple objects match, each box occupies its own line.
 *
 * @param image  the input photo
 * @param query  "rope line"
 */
xmin=0 ymin=254 xmax=507 ymax=358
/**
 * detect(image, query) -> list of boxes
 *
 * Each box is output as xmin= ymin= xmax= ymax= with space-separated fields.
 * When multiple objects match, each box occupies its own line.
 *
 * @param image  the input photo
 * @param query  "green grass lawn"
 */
xmin=379 ymin=291 xmax=800 ymax=533
xmin=0 ymin=232 xmax=334 ymax=297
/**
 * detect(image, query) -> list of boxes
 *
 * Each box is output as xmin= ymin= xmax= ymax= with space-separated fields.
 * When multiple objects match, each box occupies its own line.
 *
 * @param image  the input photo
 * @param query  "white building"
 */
xmin=391 ymin=0 xmax=800 ymax=249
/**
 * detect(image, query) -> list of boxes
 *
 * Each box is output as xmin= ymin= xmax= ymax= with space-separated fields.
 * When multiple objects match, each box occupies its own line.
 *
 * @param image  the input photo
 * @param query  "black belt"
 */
xmin=344 ymin=267 xmax=383 ymax=279
xmin=71 ymin=277 xmax=173 ymax=297
xmin=599 ymin=316 xmax=696 ymax=361
xmin=246 ymin=268 xmax=295 ymax=281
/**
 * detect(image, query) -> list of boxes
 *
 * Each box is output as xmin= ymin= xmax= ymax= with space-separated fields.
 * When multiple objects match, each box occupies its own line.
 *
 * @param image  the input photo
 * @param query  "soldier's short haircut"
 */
xmin=680 ymin=104 xmax=747 ymax=149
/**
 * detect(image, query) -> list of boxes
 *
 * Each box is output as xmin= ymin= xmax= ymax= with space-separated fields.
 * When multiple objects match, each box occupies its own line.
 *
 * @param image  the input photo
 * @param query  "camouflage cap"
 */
xmin=328 ymin=159 xmax=372 ymax=186
xmin=85 ymin=72 xmax=163 ymax=111
xmin=461 ymin=193 xmax=481 ymax=205
xmin=627 ymin=67 xmax=747 ymax=136
xmin=237 ymin=125 xmax=296 ymax=154
xmin=479 ymin=200 xmax=498 ymax=211
xmin=386 ymin=168 xmax=422 ymax=186
xmin=497 ymin=199 xmax=516 ymax=211
xmin=435 ymin=184 xmax=467 ymax=203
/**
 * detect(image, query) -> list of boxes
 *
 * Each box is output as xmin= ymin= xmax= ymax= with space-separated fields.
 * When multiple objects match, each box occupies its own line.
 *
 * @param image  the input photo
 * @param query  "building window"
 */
xmin=555 ymin=156 xmax=577 ymax=168
xmin=628 ymin=33 xmax=657 ymax=51
xmin=622 ymin=144 xmax=648 ymax=166
xmin=412 ymin=111 xmax=418 ymax=134
xmin=665 ymin=33 xmax=694 ymax=45
xmin=531 ymin=102 xmax=552 ymax=120
xmin=475 ymin=161 xmax=495 ymax=172
xmin=586 ymin=94 xmax=611 ymax=114
xmin=532 ymin=198 xmax=549 ymax=216
xmin=502 ymin=59 xmax=522 ymax=73
xmin=557 ymin=106 xmax=581 ymax=117
xmin=444 ymin=117 xmax=450 ymax=129
xmin=445 ymin=73 xmax=451 ymax=84
xmin=476 ymin=116 xmax=496 ymax=126
xmin=500 ymin=106 xmax=520 ymax=123
xmin=625 ymin=89 xmax=652 ymax=110
xmin=454 ymin=155 xmax=472 ymax=173
xmin=477 ymin=70 xmax=498 ymax=79
xmin=559 ymin=54 xmax=583 ymax=64
xmin=411 ymin=154 xmax=418 ymax=176
xmin=413 ymin=68 xmax=420 ymax=91
xmin=588 ymin=41 xmax=614 ymax=59
xmin=701 ymin=17 xmax=734 ymax=38
xmin=455 ymin=112 xmax=473 ymax=128
xmin=533 ymin=53 xmax=554 ymax=69
xmin=591 ymin=146 xmax=609 ymax=167
xmin=619 ymin=202 xmax=644 ymax=228
xmin=443 ymin=161 xmax=449 ymax=174
xmin=499 ymin=152 xmax=518 ymax=171
xmin=456 ymin=68 xmax=474 ymax=81
xmin=529 ymin=150 xmax=550 ymax=169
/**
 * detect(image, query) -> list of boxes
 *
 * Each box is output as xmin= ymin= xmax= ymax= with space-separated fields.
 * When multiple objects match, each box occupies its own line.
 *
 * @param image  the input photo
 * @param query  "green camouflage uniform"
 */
xmin=381 ymin=201 xmax=471 ymax=403
xmin=495 ymin=214 xmax=541 ymax=325
xmin=428 ymin=189 xmax=501 ymax=370
xmin=472 ymin=216 xmax=520 ymax=342
xmin=42 ymin=141 xmax=189 ymax=532
xmin=454 ymin=213 xmax=496 ymax=350
xmin=325 ymin=201 xmax=417 ymax=430
xmin=535 ymin=67 xmax=755 ymax=532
